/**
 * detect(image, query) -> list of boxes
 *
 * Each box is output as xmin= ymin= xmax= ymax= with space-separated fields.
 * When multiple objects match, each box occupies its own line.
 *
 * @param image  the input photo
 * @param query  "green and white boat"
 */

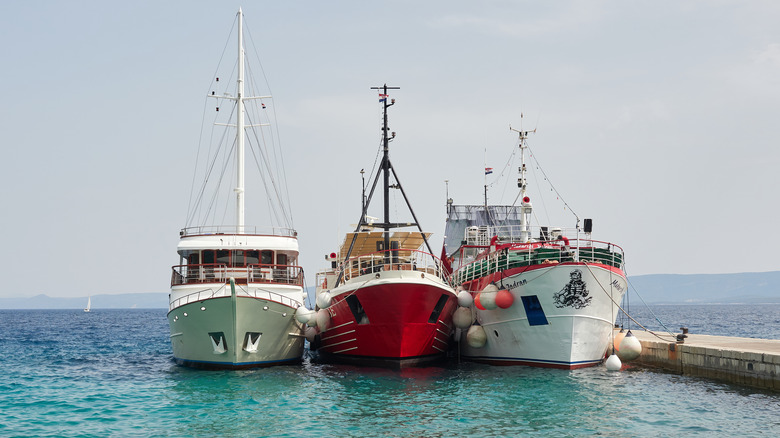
xmin=167 ymin=9 xmax=305 ymax=369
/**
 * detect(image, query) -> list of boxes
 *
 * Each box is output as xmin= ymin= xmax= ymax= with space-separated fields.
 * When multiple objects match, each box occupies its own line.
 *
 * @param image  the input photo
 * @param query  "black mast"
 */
xmin=332 ymin=84 xmax=436 ymax=288
xmin=374 ymin=84 xmax=399 ymax=265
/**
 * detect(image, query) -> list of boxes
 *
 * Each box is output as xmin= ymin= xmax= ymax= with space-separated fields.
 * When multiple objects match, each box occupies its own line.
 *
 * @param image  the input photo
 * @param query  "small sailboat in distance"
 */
xmin=84 ymin=296 xmax=91 ymax=313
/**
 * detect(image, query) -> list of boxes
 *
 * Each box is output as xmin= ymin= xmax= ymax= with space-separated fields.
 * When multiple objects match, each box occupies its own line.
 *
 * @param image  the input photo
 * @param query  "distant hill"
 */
xmin=1 ymin=271 xmax=778 ymax=309
xmin=628 ymin=271 xmax=780 ymax=304
xmin=0 ymin=293 xmax=168 ymax=310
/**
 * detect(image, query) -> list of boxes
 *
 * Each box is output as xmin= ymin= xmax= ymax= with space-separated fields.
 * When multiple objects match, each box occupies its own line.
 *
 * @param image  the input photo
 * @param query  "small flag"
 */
xmin=262 ymin=103 xmax=266 ymax=109
xmin=485 ymin=167 xmax=493 ymax=175
xmin=379 ymin=93 xmax=388 ymax=102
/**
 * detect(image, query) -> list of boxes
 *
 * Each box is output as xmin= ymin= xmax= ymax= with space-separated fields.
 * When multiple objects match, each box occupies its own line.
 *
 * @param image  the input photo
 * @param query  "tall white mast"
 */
xmin=511 ymin=118 xmax=535 ymax=243
xmin=235 ymin=8 xmax=245 ymax=232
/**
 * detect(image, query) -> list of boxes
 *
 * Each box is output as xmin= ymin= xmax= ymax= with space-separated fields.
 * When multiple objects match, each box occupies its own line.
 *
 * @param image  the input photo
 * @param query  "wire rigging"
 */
xmin=187 ymin=104 xmax=237 ymax=227
xmin=526 ymin=143 xmax=579 ymax=222
xmin=246 ymin=20 xmax=295 ymax=228
xmin=184 ymin=14 xmax=296 ymax=231
xmin=185 ymin=17 xmax=238 ymax=227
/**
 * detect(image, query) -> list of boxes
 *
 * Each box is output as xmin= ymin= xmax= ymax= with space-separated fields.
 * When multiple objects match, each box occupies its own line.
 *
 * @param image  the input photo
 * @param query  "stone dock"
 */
xmin=625 ymin=329 xmax=780 ymax=391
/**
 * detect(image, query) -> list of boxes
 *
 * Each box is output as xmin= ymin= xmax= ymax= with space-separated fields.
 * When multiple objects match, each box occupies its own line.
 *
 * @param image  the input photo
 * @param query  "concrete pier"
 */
xmin=624 ymin=329 xmax=780 ymax=391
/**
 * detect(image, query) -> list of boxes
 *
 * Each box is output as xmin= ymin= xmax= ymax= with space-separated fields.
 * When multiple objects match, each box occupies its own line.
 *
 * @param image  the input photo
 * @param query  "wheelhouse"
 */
xmin=171 ymin=234 xmax=302 ymax=287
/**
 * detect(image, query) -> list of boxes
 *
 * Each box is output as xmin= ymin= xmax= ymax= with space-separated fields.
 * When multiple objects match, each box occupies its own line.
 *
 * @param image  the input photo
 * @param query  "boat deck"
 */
xmin=454 ymin=245 xmax=623 ymax=285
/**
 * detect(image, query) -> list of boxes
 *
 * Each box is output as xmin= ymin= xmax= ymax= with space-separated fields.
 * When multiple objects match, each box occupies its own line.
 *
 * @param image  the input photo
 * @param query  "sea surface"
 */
xmin=1 ymin=305 xmax=778 ymax=437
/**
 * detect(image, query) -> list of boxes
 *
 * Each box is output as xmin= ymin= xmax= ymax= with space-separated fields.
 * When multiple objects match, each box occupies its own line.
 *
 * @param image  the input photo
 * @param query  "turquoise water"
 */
xmin=1 ymin=308 xmax=778 ymax=437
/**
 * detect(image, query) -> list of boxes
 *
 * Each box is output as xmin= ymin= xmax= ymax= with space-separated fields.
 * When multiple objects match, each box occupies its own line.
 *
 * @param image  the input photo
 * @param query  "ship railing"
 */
xmin=234 ymin=287 xmax=303 ymax=310
xmin=452 ymin=238 xmax=624 ymax=286
xmin=470 ymin=224 xmax=581 ymax=244
xmin=171 ymin=263 xmax=304 ymax=287
xmin=340 ymin=249 xmax=449 ymax=284
xmin=179 ymin=225 xmax=297 ymax=238
xmin=169 ymin=288 xmax=229 ymax=311
xmin=169 ymin=285 xmax=303 ymax=312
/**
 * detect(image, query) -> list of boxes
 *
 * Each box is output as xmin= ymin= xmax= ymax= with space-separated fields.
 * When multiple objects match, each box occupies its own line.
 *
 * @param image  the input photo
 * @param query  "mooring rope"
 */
xmin=583 ymin=262 xmax=677 ymax=342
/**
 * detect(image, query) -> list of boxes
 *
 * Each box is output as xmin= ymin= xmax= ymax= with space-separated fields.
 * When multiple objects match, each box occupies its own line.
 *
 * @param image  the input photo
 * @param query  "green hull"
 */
xmin=168 ymin=295 xmax=304 ymax=369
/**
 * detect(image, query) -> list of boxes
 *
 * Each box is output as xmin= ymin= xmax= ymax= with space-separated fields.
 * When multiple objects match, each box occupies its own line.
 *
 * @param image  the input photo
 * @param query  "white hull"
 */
xmin=168 ymin=283 xmax=305 ymax=368
xmin=459 ymin=263 xmax=626 ymax=368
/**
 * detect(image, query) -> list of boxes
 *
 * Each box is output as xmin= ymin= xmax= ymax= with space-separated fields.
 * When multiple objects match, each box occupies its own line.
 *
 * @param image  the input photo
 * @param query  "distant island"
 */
xmin=1 ymin=271 xmax=779 ymax=309
xmin=0 ymin=293 xmax=168 ymax=310
xmin=627 ymin=271 xmax=780 ymax=304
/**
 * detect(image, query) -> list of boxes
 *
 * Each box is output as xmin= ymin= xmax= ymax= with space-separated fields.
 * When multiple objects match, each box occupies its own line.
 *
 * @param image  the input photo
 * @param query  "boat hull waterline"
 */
xmin=458 ymin=262 xmax=626 ymax=369
xmin=314 ymin=271 xmax=458 ymax=368
xmin=168 ymin=291 xmax=304 ymax=369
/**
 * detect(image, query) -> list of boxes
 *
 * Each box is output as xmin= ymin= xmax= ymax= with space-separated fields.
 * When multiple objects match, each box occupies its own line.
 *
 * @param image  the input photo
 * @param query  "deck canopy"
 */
xmin=178 ymin=233 xmax=299 ymax=252
xmin=339 ymin=231 xmax=431 ymax=260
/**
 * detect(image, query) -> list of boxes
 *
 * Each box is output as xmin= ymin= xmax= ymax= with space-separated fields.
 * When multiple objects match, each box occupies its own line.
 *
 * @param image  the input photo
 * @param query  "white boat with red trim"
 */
xmin=444 ymin=124 xmax=627 ymax=369
xmin=308 ymin=86 xmax=458 ymax=368
xmin=167 ymin=9 xmax=305 ymax=369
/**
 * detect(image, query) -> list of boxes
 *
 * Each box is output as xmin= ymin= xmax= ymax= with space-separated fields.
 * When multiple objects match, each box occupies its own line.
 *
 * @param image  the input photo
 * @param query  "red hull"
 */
xmin=314 ymin=280 xmax=457 ymax=367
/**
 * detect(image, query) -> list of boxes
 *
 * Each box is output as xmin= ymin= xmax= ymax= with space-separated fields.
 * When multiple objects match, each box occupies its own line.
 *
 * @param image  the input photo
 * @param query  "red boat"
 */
xmin=307 ymin=86 xmax=457 ymax=367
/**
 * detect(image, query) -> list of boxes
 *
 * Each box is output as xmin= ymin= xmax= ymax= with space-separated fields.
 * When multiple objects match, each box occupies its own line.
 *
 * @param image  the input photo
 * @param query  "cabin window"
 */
xmin=216 ymin=250 xmax=230 ymax=265
xmin=232 ymin=250 xmax=245 ymax=267
xmin=246 ymin=250 xmax=259 ymax=265
xmin=277 ymin=253 xmax=288 ymax=266
xmin=202 ymin=250 xmax=216 ymax=265
xmin=261 ymin=250 xmax=273 ymax=265
xmin=187 ymin=252 xmax=200 ymax=265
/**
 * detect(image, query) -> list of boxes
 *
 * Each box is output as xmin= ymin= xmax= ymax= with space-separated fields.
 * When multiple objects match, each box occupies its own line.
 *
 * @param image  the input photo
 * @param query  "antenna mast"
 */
xmin=372 ymin=84 xmax=399 ymax=263
xmin=334 ymin=85 xmax=437 ymax=287
xmin=510 ymin=114 xmax=536 ymax=243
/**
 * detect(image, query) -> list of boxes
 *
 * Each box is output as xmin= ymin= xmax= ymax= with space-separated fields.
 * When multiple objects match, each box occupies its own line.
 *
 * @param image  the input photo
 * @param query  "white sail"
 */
xmin=84 ymin=296 xmax=91 ymax=312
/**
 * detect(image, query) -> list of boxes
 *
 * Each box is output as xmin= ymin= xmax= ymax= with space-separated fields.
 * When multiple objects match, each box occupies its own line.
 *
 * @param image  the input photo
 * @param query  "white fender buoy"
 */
xmin=453 ymin=307 xmax=473 ymax=329
xmin=618 ymin=330 xmax=642 ymax=361
xmin=304 ymin=326 xmax=317 ymax=342
xmin=295 ymin=307 xmax=314 ymax=324
xmin=482 ymin=283 xmax=499 ymax=293
xmin=466 ymin=325 xmax=487 ymax=348
xmin=605 ymin=353 xmax=622 ymax=371
xmin=315 ymin=309 xmax=331 ymax=331
xmin=457 ymin=290 xmax=474 ymax=308
xmin=306 ymin=314 xmax=318 ymax=327
xmin=316 ymin=291 xmax=332 ymax=309
xmin=479 ymin=291 xmax=498 ymax=310
xmin=613 ymin=328 xmax=626 ymax=351
xmin=495 ymin=289 xmax=514 ymax=309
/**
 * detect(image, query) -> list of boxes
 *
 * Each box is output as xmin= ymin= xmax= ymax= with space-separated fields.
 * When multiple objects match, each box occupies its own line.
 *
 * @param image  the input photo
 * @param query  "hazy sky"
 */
xmin=2 ymin=1 xmax=778 ymax=298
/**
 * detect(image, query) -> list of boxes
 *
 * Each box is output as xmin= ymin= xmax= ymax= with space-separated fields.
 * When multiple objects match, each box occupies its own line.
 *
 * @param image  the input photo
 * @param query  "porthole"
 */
xmin=183 ymin=312 xmax=188 ymax=317
xmin=494 ymin=330 xmax=499 ymax=338
xmin=263 ymin=306 xmax=269 ymax=311
xmin=200 ymin=306 xmax=206 ymax=311
xmin=282 ymin=312 xmax=287 ymax=317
